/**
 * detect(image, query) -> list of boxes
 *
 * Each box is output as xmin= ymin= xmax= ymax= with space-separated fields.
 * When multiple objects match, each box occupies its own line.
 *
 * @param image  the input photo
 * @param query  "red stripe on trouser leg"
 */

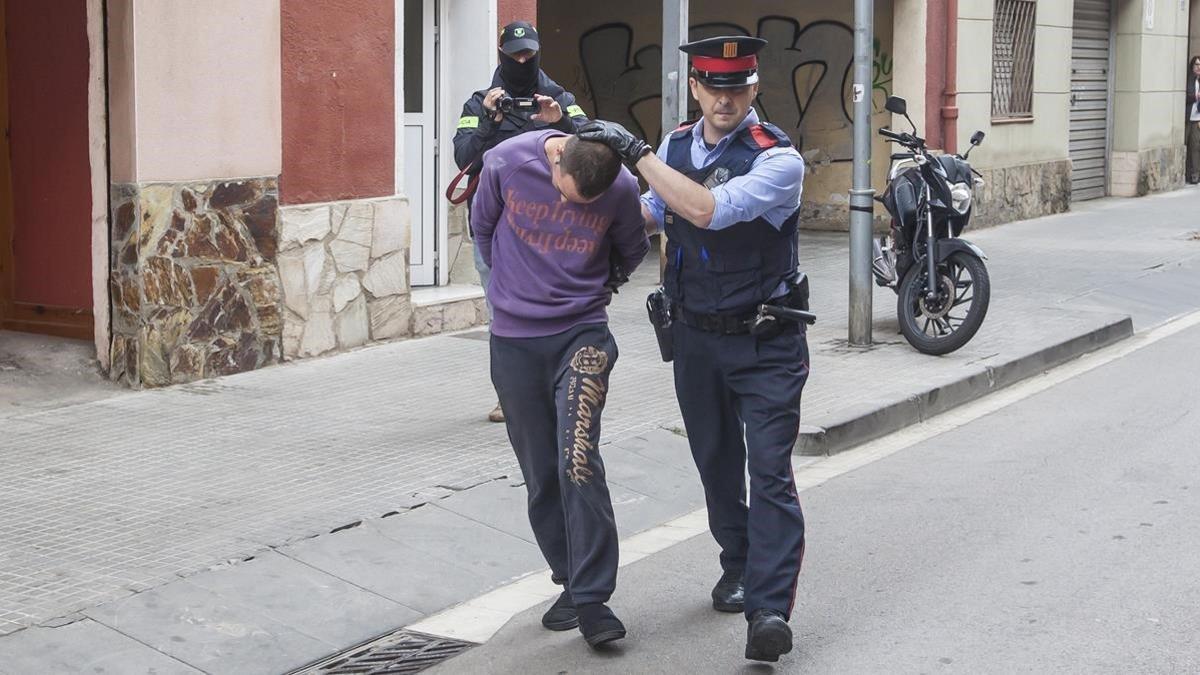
xmin=785 ymin=460 xmax=805 ymax=617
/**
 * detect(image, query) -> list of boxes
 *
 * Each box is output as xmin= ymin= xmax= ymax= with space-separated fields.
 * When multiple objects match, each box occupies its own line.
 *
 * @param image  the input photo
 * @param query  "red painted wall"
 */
xmin=281 ymin=0 xmax=395 ymax=205
xmin=6 ymin=0 xmax=92 ymax=309
xmin=501 ymin=0 xmax=538 ymax=32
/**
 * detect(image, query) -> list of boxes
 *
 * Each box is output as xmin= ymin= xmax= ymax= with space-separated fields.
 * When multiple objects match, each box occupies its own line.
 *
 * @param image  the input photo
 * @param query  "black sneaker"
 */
xmin=576 ymin=602 xmax=626 ymax=648
xmin=541 ymin=590 xmax=578 ymax=631
xmin=745 ymin=609 xmax=792 ymax=662
xmin=711 ymin=570 xmax=745 ymax=613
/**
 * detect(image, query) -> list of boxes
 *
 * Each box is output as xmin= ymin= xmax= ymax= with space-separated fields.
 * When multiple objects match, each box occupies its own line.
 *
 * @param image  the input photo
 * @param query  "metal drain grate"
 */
xmin=288 ymin=629 xmax=476 ymax=675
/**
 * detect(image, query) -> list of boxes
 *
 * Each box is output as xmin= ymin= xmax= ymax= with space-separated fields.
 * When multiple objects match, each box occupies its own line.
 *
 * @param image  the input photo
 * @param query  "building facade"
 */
xmin=0 ymin=0 xmax=1195 ymax=386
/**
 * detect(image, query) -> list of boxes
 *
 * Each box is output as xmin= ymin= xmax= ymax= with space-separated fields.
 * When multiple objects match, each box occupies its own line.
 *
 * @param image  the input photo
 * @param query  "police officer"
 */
xmin=453 ymin=20 xmax=590 ymax=423
xmin=580 ymin=36 xmax=809 ymax=663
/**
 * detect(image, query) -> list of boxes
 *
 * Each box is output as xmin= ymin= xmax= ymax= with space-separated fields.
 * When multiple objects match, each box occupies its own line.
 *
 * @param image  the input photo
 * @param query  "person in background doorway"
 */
xmin=1186 ymin=55 xmax=1200 ymax=184
xmin=452 ymin=20 xmax=590 ymax=423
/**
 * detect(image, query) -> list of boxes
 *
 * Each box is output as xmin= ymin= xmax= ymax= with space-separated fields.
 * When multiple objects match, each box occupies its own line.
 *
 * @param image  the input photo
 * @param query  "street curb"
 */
xmin=795 ymin=315 xmax=1135 ymax=456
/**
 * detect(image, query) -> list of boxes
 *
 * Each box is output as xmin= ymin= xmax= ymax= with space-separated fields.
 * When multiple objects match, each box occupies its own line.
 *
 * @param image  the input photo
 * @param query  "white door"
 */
xmin=403 ymin=0 xmax=437 ymax=285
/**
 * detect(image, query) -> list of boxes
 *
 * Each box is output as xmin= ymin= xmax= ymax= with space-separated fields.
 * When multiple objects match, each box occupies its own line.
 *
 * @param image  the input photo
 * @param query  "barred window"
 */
xmin=992 ymin=0 xmax=1037 ymax=119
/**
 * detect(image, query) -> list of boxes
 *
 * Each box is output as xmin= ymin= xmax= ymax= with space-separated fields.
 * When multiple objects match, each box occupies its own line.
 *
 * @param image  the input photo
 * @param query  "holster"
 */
xmin=784 ymin=271 xmax=811 ymax=312
xmin=646 ymin=288 xmax=674 ymax=362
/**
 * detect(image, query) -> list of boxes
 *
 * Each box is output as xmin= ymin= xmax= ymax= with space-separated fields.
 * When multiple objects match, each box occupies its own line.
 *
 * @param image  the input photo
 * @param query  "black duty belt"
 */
xmin=675 ymin=303 xmax=818 ymax=336
xmin=675 ymin=306 xmax=757 ymax=335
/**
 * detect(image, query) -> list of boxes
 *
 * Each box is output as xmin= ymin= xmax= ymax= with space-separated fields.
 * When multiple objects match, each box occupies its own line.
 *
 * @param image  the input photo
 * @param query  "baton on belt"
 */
xmin=760 ymin=303 xmax=817 ymax=325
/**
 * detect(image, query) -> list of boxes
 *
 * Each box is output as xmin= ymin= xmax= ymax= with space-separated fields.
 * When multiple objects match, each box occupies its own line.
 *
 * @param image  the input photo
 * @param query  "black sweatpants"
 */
xmin=490 ymin=322 xmax=620 ymax=605
xmin=672 ymin=320 xmax=810 ymax=619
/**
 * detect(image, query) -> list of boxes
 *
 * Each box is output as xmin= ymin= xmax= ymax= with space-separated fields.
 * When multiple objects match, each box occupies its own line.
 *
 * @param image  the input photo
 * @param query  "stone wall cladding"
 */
xmin=798 ymin=200 xmax=889 ymax=233
xmin=277 ymin=196 xmax=419 ymax=360
xmin=972 ymin=159 xmax=1072 ymax=229
xmin=792 ymin=159 xmax=1071 ymax=233
xmin=446 ymin=202 xmax=481 ymax=286
xmin=1136 ymin=145 xmax=1184 ymax=196
xmin=412 ymin=298 xmax=489 ymax=338
xmin=108 ymin=178 xmax=283 ymax=387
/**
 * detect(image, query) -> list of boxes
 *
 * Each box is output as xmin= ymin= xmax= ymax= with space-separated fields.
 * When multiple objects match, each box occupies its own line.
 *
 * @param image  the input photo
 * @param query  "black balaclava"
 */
xmin=499 ymin=50 xmax=540 ymax=96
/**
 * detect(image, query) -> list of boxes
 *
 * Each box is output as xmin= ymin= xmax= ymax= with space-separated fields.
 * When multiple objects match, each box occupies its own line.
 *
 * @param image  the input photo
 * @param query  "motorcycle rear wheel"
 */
xmin=897 ymin=251 xmax=990 ymax=355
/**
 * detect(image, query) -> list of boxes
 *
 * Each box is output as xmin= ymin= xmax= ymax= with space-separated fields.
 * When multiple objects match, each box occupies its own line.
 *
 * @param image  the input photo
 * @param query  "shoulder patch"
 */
xmin=670 ymin=120 xmax=698 ymax=139
xmin=748 ymin=124 xmax=779 ymax=149
xmin=744 ymin=122 xmax=794 ymax=150
xmin=566 ymin=105 xmax=586 ymax=118
xmin=457 ymin=116 xmax=480 ymax=129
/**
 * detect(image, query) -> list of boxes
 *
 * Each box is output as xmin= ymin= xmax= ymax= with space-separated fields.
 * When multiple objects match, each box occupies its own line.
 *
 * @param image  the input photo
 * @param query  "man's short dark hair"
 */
xmin=560 ymin=136 xmax=621 ymax=200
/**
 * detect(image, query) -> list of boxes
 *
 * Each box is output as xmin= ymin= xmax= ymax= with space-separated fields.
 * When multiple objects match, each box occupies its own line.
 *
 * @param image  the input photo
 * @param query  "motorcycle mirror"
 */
xmin=885 ymin=95 xmax=918 ymax=132
xmin=970 ymin=131 xmax=985 ymax=146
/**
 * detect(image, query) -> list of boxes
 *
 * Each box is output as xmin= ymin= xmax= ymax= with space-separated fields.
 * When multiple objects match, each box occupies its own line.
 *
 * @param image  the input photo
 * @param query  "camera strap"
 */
xmin=446 ymin=159 xmax=481 ymax=205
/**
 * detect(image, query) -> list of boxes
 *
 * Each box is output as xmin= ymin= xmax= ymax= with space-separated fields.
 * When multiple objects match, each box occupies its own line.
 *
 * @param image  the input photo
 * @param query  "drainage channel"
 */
xmin=287 ymin=629 xmax=476 ymax=675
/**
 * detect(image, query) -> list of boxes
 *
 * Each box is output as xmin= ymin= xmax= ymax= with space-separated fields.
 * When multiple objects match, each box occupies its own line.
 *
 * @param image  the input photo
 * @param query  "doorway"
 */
xmin=0 ymin=0 xmax=96 ymax=339
xmin=403 ymin=0 xmax=438 ymax=287
xmin=1069 ymin=0 xmax=1113 ymax=202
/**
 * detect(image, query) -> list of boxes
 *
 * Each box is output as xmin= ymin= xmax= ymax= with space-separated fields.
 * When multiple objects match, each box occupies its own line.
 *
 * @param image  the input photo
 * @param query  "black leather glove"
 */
xmin=578 ymin=120 xmax=652 ymax=168
xmin=604 ymin=253 xmax=630 ymax=295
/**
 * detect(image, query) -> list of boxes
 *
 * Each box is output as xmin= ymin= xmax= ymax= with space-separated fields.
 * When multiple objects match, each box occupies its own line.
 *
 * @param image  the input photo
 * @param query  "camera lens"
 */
xmin=498 ymin=95 xmax=514 ymax=113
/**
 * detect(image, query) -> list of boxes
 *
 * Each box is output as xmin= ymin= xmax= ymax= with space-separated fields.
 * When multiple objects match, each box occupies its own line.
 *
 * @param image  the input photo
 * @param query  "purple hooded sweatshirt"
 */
xmin=471 ymin=130 xmax=650 ymax=338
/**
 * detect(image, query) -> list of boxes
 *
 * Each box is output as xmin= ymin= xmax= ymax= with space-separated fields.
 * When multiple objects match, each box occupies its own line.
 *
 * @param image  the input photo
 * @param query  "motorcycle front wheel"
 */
xmin=897 ymin=250 xmax=990 ymax=355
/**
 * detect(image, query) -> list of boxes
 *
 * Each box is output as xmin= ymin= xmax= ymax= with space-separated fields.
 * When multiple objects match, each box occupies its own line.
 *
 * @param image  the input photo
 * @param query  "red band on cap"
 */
xmin=692 ymin=55 xmax=757 ymax=73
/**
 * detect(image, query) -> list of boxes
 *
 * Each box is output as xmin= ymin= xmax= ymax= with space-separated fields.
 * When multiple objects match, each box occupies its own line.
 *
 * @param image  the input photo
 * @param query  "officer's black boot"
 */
xmin=540 ymin=590 xmax=578 ymax=631
xmin=711 ymin=570 xmax=745 ymax=612
xmin=745 ymin=609 xmax=792 ymax=662
xmin=577 ymin=602 xmax=626 ymax=648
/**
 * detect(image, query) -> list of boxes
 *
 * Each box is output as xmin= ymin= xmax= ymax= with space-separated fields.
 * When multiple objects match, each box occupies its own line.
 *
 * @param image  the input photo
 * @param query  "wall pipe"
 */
xmin=942 ymin=0 xmax=959 ymax=154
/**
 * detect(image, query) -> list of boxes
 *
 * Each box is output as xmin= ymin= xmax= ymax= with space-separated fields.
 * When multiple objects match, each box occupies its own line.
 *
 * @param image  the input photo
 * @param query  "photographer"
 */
xmin=453 ymin=20 xmax=589 ymax=423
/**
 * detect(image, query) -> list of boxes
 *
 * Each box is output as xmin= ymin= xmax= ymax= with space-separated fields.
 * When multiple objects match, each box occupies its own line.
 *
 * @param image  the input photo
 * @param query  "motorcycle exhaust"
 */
xmin=872 ymin=237 xmax=897 ymax=286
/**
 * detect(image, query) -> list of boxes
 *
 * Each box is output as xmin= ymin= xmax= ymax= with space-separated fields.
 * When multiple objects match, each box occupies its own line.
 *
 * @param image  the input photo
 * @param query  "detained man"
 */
xmin=470 ymin=124 xmax=650 ymax=648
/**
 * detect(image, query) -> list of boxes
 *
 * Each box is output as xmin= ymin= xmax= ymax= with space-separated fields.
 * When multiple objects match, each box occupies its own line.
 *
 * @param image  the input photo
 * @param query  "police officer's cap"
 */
xmin=681 ymin=36 xmax=767 ymax=88
xmin=499 ymin=21 xmax=540 ymax=55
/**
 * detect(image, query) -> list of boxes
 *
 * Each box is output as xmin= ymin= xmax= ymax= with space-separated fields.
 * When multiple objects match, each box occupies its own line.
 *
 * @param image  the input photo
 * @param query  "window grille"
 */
xmin=992 ymin=0 xmax=1037 ymax=119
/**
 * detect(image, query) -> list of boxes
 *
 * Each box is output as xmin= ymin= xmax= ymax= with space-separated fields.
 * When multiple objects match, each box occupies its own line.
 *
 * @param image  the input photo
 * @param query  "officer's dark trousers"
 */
xmin=490 ymin=322 xmax=620 ymax=605
xmin=673 ymin=321 xmax=810 ymax=619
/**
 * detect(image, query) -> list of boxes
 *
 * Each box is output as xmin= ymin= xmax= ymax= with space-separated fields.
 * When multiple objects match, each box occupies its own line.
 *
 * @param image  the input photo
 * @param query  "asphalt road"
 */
xmin=433 ymin=321 xmax=1200 ymax=674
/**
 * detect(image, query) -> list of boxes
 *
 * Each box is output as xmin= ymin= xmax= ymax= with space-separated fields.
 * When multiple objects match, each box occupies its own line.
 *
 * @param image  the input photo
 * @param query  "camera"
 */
xmin=498 ymin=95 xmax=536 ymax=113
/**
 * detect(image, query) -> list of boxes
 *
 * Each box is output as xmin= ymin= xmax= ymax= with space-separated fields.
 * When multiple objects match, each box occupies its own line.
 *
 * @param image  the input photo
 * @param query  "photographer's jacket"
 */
xmin=453 ymin=71 xmax=589 ymax=179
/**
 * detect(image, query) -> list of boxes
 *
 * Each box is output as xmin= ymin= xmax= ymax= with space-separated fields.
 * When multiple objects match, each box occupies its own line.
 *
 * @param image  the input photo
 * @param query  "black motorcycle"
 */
xmin=873 ymin=95 xmax=991 ymax=355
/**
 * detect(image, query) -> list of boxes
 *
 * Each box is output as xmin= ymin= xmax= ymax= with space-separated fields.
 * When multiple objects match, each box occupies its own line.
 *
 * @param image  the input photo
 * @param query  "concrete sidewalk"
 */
xmin=1 ymin=190 xmax=1199 ymax=673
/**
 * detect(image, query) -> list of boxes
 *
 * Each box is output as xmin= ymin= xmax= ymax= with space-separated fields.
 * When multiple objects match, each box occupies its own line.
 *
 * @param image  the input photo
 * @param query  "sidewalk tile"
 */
xmin=83 ymin=581 xmax=333 ymax=675
xmin=184 ymin=550 xmax=420 ymax=649
xmin=0 ymin=619 xmax=201 ymax=675
xmin=372 ymin=504 xmax=545 ymax=581
xmin=434 ymin=480 xmax=537 ymax=545
xmin=601 ymin=445 xmax=706 ymax=510
xmin=278 ymin=520 xmax=494 ymax=615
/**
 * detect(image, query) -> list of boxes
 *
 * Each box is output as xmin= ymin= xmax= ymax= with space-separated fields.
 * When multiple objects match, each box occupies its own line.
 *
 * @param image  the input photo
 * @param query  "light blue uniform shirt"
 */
xmin=640 ymin=108 xmax=805 ymax=234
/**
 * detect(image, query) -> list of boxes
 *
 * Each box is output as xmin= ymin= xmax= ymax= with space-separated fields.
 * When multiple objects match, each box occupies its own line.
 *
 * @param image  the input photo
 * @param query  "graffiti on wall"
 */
xmin=577 ymin=16 xmax=892 ymax=163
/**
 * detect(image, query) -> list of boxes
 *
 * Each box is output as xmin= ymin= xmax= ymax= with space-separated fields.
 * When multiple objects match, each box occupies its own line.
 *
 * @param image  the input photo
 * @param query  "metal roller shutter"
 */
xmin=1070 ymin=0 xmax=1112 ymax=202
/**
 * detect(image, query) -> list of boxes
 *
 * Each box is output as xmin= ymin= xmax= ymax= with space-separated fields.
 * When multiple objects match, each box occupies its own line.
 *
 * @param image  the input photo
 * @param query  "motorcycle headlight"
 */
xmin=950 ymin=182 xmax=972 ymax=215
